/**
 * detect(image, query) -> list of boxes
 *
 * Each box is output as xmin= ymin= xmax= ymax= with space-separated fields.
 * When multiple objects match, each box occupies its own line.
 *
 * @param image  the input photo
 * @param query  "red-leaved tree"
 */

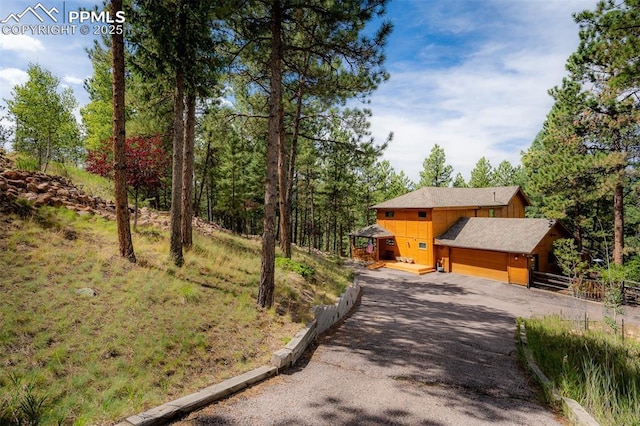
xmin=86 ymin=135 xmax=170 ymax=225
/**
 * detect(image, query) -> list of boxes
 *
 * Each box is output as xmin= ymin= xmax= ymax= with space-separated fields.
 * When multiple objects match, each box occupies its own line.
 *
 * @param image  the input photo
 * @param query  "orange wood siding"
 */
xmin=373 ymin=191 xmax=530 ymax=271
xmin=532 ymin=223 xmax=568 ymax=273
xmin=502 ymin=193 xmax=527 ymax=218
xmin=508 ymin=254 xmax=529 ymax=285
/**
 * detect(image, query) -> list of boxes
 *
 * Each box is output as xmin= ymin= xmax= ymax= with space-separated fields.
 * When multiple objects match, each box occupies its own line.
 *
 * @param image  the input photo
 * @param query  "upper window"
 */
xmin=418 ymin=211 xmax=427 ymax=219
xmin=385 ymin=211 xmax=394 ymax=218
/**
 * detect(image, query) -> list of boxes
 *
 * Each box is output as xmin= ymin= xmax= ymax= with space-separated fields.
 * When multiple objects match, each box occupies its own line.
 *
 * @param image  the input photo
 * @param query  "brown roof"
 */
xmin=349 ymin=223 xmax=394 ymax=238
xmin=435 ymin=217 xmax=564 ymax=254
xmin=371 ymin=186 xmax=528 ymax=209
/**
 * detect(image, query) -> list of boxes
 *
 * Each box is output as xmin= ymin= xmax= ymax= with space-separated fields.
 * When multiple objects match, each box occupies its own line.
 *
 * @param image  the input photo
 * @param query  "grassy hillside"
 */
xmin=0 ymin=163 xmax=352 ymax=425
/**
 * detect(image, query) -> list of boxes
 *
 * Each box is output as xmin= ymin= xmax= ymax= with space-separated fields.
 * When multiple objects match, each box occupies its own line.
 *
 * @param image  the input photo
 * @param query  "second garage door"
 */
xmin=450 ymin=248 xmax=508 ymax=282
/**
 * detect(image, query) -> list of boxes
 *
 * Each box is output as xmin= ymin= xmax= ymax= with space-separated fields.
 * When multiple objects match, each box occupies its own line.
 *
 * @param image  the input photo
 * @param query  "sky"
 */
xmin=0 ymin=0 xmax=599 ymax=183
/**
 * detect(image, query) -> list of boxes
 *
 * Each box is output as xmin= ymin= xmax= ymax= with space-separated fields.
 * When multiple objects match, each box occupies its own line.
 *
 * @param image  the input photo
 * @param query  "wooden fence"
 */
xmin=530 ymin=271 xmax=640 ymax=306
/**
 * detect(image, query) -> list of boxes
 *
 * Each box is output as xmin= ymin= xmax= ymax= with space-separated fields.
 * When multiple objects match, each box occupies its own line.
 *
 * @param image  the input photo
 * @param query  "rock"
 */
xmin=36 ymin=182 xmax=50 ymax=192
xmin=2 ymin=170 xmax=23 ymax=180
xmin=26 ymin=182 xmax=39 ymax=192
xmin=76 ymin=288 xmax=97 ymax=297
xmin=56 ymin=188 xmax=70 ymax=197
xmin=36 ymin=193 xmax=53 ymax=205
xmin=7 ymin=179 xmax=26 ymax=189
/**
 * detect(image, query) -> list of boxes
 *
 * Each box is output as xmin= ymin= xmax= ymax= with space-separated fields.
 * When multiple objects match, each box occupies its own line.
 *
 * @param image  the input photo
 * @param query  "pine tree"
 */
xmin=418 ymin=144 xmax=453 ymax=187
xmin=469 ymin=157 xmax=494 ymax=188
xmin=565 ymin=0 xmax=640 ymax=264
xmin=129 ymin=0 xmax=223 ymax=266
xmin=452 ymin=172 xmax=468 ymax=188
xmin=522 ymin=78 xmax=603 ymax=251
xmin=493 ymin=160 xmax=522 ymax=186
xmin=110 ymin=0 xmax=136 ymax=262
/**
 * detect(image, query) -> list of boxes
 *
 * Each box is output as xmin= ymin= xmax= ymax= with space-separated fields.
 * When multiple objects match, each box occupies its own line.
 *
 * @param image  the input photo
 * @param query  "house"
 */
xmin=349 ymin=186 xmax=571 ymax=285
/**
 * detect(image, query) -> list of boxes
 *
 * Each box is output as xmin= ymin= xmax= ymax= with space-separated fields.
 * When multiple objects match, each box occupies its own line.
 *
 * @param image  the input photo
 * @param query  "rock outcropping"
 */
xmin=0 ymin=151 xmax=224 ymax=233
xmin=0 ymin=167 xmax=116 ymax=217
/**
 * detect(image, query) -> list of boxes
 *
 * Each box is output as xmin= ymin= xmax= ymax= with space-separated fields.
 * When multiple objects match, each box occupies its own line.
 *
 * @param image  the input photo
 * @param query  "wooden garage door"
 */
xmin=450 ymin=248 xmax=508 ymax=282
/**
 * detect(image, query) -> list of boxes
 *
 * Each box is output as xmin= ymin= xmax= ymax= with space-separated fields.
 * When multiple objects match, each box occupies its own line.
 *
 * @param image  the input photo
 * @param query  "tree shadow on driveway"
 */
xmin=179 ymin=268 xmax=563 ymax=425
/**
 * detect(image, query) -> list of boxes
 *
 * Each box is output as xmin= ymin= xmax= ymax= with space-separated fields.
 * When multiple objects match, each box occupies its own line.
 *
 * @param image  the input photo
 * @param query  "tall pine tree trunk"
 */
xmin=170 ymin=0 xmax=186 ymax=266
xmin=258 ymin=0 xmax=282 ymax=308
xmin=277 ymin=100 xmax=291 ymax=257
xmin=613 ymin=181 xmax=624 ymax=265
xmin=111 ymin=0 xmax=135 ymax=263
xmin=279 ymin=71 xmax=306 ymax=258
xmin=182 ymin=94 xmax=196 ymax=250
xmin=170 ymin=69 xmax=185 ymax=266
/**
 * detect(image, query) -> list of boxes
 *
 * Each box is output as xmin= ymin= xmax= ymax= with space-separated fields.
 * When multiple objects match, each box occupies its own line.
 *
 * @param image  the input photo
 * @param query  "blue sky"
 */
xmin=0 ymin=0 xmax=599 ymax=182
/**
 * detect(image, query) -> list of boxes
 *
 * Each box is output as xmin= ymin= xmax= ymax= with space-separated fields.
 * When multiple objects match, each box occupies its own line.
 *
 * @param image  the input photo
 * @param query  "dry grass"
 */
xmin=0 ymin=205 xmax=351 ymax=425
xmin=522 ymin=315 xmax=640 ymax=425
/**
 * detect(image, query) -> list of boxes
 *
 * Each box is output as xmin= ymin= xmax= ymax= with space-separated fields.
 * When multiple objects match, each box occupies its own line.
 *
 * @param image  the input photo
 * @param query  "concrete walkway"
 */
xmin=177 ymin=268 xmax=640 ymax=425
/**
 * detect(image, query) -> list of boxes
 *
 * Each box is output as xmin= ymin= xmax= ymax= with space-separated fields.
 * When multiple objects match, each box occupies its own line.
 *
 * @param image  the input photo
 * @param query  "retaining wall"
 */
xmin=118 ymin=278 xmax=362 ymax=426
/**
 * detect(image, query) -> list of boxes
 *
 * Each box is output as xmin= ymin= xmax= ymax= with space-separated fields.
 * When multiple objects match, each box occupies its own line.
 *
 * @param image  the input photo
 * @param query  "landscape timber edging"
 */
xmin=271 ymin=278 xmax=361 ymax=369
xmin=518 ymin=325 xmax=600 ymax=426
xmin=115 ymin=278 xmax=361 ymax=426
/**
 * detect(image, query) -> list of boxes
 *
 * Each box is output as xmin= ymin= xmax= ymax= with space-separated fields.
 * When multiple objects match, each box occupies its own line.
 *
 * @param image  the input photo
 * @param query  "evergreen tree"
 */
xmin=565 ymin=0 xmax=640 ymax=264
xmin=493 ymin=160 xmax=522 ymax=186
xmin=227 ymin=0 xmax=391 ymax=307
xmin=129 ymin=0 xmax=224 ymax=266
xmin=452 ymin=172 xmax=468 ymax=188
xmin=522 ymin=79 xmax=603 ymax=251
xmin=418 ymin=144 xmax=453 ymax=187
xmin=110 ymin=0 xmax=136 ymax=262
xmin=469 ymin=157 xmax=494 ymax=188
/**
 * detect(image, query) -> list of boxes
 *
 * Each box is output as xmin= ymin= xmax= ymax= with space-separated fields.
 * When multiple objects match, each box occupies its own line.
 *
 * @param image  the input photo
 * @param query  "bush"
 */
xmin=275 ymin=256 xmax=315 ymax=279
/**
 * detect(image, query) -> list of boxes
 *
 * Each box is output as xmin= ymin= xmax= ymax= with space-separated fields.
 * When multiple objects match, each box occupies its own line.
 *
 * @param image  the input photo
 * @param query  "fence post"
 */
xmin=584 ymin=311 xmax=588 ymax=331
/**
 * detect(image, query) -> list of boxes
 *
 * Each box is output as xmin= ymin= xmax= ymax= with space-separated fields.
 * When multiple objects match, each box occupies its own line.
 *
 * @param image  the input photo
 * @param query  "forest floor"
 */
xmin=0 ymin=151 xmax=353 ymax=425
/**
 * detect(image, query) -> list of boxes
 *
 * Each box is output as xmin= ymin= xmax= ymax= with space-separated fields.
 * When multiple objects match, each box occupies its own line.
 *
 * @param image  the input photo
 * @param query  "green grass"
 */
xmin=521 ymin=315 xmax=640 ymax=425
xmin=0 ymin=204 xmax=351 ymax=425
xmin=48 ymin=162 xmax=115 ymax=202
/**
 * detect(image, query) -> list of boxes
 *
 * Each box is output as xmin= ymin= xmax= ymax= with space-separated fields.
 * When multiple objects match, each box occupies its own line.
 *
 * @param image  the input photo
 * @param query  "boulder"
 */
xmin=36 ymin=182 xmax=50 ymax=192
xmin=76 ymin=288 xmax=98 ymax=297
xmin=7 ymin=179 xmax=26 ymax=189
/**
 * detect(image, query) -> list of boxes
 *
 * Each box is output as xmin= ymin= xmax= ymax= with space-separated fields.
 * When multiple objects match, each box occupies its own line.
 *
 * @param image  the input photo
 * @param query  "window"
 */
xmin=488 ymin=209 xmax=495 ymax=217
xmin=385 ymin=211 xmax=394 ymax=218
xmin=418 ymin=242 xmax=427 ymax=250
xmin=385 ymin=239 xmax=395 ymax=246
xmin=418 ymin=211 xmax=427 ymax=219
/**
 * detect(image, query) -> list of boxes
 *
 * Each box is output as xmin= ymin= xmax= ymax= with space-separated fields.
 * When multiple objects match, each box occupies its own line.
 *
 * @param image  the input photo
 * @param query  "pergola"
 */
xmin=349 ymin=223 xmax=394 ymax=262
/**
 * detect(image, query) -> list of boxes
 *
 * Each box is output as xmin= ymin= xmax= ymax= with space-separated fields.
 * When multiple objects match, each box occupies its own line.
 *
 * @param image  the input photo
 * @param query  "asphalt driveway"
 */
xmin=177 ymin=267 xmax=640 ymax=425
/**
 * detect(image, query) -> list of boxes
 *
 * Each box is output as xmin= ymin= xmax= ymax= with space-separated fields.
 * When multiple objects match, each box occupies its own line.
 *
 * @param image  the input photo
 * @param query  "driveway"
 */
xmin=178 ymin=268 xmax=640 ymax=425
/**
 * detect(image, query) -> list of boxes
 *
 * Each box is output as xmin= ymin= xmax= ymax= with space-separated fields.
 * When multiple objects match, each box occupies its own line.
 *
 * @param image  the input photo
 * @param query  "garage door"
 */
xmin=450 ymin=248 xmax=508 ymax=282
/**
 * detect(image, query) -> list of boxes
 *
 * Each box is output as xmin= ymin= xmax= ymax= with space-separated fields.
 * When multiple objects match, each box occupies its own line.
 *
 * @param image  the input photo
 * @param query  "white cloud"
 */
xmin=63 ymin=75 xmax=85 ymax=85
xmin=367 ymin=0 xmax=600 ymax=184
xmin=0 ymin=67 xmax=28 ymax=90
xmin=0 ymin=34 xmax=44 ymax=53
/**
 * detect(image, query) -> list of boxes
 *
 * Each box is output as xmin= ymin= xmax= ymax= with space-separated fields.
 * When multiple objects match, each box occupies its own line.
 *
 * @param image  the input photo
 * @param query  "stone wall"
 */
xmin=271 ymin=279 xmax=361 ymax=369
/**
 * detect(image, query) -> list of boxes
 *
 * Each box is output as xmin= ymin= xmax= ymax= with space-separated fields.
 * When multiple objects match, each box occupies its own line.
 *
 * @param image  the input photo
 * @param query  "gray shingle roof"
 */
xmin=371 ymin=186 xmax=526 ymax=209
xmin=349 ymin=223 xmax=394 ymax=238
xmin=435 ymin=217 xmax=561 ymax=254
